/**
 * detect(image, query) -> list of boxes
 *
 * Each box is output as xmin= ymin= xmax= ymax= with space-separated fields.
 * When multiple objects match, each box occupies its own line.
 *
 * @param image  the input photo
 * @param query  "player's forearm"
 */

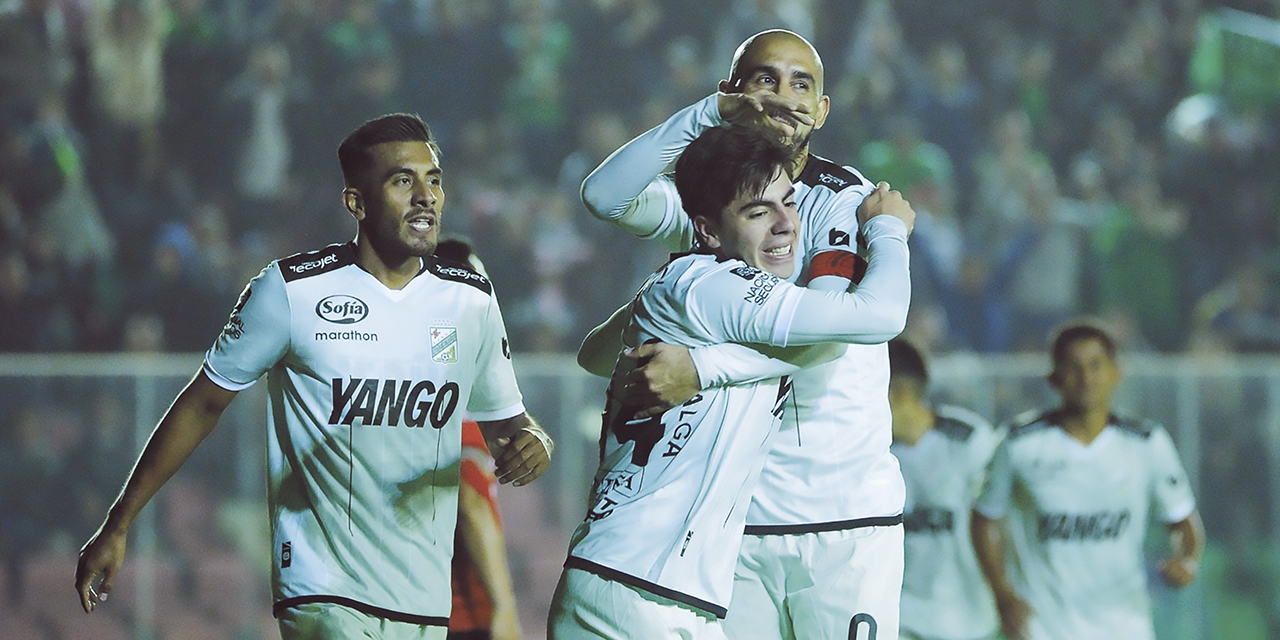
xmin=1168 ymin=511 xmax=1205 ymax=565
xmin=783 ymin=216 xmax=911 ymax=345
xmin=578 ymin=303 xmax=631 ymax=377
xmin=104 ymin=372 xmax=234 ymax=532
xmin=580 ymin=95 xmax=721 ymax=225
xmin=457 ymin=486 xmax=520 ymax=612
xmin=970 ymin=511 xmax=1018 ymax=600
xmin=690 ymin=342 xmax=845 ymax=388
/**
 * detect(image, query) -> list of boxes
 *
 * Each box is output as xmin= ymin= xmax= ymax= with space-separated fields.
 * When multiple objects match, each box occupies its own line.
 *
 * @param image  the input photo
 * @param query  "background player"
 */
xmin=552 ymin=124 xmax=912 ymax=639
xmin=971 ymin=321 xmax=1205 ymax=640
xmin=888 ymin=338 xmax=1001 ymax=640
xmin=75 ymin=113 xmax=553 ymax=640
xmin=578 ymin=29 xmax=909 ymax=639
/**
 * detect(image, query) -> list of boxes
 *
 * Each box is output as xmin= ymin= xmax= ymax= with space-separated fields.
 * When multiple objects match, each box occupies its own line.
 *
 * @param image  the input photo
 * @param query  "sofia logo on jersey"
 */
xmin=315 ymin=295 xmax=368 ymax=324
xmin=431 ymin=326 xmax=458 ymax=363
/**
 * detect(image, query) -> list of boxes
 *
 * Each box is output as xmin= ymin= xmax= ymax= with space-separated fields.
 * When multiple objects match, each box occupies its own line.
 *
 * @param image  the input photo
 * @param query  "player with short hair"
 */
xmin=550 ymin=124 xmax=913 ymax=639
xmin=888 ymin=338 xmax=1001 ymax=640
xmin=578 ymin=29 xmax=909 ymax=639
xmin=75 ymin=113 xmax=554 ymax=640
xmin=971 ymin=322 xmax=1205 ymax=640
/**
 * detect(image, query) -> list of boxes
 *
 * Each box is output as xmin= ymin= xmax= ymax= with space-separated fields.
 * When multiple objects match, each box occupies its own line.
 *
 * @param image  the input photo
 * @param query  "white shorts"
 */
xmin=547 ymin=567 xmax=728 ymax=640
xmin=277 ymin=602 xmax=446 ymax=640
xmin=722 ymin=524 xmax=904 ymax=640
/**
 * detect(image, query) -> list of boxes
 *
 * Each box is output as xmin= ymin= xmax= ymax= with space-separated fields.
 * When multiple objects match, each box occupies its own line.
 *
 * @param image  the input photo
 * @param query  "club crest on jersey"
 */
xmin=431 ymin=326 xmax=459 ymax=363
xmin=316 ymin=295 xmax=368 ymax=324
xmin=828 ymin=228 xmax=851 ymax=247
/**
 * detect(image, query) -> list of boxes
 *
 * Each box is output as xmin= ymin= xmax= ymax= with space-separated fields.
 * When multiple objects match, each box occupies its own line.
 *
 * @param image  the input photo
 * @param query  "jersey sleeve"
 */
xmin=464 ymin=291 xmax=525 ymax=422
xmin=973 ymin=436 xmax=1014 ymax=520
xmin=203 ymin=262 xmax=292 ymax=390
xmin=1148 ymin=426 xmax=1197 ymax=523
xmin=968 ymin=420 xmax=1002 ymax=501
xmin=803 ymin=167 xmax=876 ymax=290
xmin=579 ymin=95 xmax=721 ymax=251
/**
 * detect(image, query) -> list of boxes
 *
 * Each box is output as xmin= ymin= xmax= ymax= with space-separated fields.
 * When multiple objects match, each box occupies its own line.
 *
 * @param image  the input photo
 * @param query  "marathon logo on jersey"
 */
xmin=730 ymin=265 xmax=762 ymax=280
xmin=744 ymin=272 xmax=781 ymax=305
xmin=430 ymin=326 xmax=459 ymax=363
xmin=315 ymin=330 xmax=379 ymax=342
xmin=1037 ymin=509 xmax=1131 ymax=542
xmin=280 ymin=542 xmax=292 ymax=568
xmin=904 ymin=507 xmax=955 ymax=534
xmin=329 ymin=377 xmax=461 ymax=429
xmin=828 ymin=228 xmax=851 ymax=247
xmin=315 ymin=295 xmax=368 ymax=324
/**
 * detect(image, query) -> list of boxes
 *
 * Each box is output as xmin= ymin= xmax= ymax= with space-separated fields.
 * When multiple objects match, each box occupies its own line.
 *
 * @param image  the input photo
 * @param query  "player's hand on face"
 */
xmin=1158 ymin=556 xmax=1198 ymax=588
xmin=492 ymin=426 xmax=553 ymax=486
xmin=75 ymin=527 xmax=127 ymax=614
xmin=857 ymin=181 xmax=915 ymax=235
xmin=717 ymin=90 xmax=814 ymax=139
xmin=613 ymin=342 xmax=700 ymax=419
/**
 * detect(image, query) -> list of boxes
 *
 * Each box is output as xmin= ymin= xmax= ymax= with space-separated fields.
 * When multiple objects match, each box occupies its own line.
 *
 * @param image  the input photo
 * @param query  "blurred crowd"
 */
xmin=0 ymin=0 xmax=1278 ymax=357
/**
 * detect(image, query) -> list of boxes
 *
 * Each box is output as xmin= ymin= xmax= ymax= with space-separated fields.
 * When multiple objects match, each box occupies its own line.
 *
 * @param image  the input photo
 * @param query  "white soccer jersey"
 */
xmin=892 ymin=405 xmax=1000 ymax=640
xmin=565 ymin=242 xmax=907 ymax=617
xmin=973 ymin=411 xmax=1197 ymax=640
xmin=580 ymin=93 xmax=905 ymax=530
xmin=203 ymin=242 xmax=525 ymax=625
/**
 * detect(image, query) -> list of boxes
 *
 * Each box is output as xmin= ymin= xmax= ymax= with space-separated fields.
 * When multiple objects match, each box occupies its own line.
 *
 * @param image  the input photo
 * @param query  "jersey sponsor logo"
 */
xmin=329 ymin=377 xmax=461 ymax=429
xmin=280 ymin=542 xmax=292 ymax=568
xmin=315 ymin=330 xmax=379 ymax=342
xmin=430 ymin=326 xmax=459 ymax=363
xmin=828 ymin=228 xmax=851 ymax=247
xmin=1037 ymin=509 xmax=1131 ymax=542
xmin=729 ymin=265 xmax=762 ymax=280
xmin=315 ymin=295 xmax=368 ymax=324
xmin=744 ymin=272 xmax=781 ymax=305
xmin=818 ymin=172 xmax=849 ymax=188
xmin=436 ymin=265 xmax=487 ymax=286
xmin=289 ymin=251 xmax=340 ymax=275
xmin=904 ymin=507 xmax=955 ymax=534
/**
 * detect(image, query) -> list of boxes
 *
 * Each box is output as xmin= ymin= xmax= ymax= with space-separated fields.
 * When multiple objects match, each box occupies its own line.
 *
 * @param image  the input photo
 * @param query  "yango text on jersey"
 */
xmin=329 ymin=377 xmax=461 ymax=429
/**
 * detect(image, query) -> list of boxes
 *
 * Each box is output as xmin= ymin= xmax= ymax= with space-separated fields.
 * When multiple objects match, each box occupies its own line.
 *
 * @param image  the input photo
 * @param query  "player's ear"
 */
xmin=1046 ymin=369 xmax=1061 ymax=389
xmin=343 ymin=188 xmax=364 ymax=220
xmin=718 ymin=78 xmax=736 ymax=94
xmin=813 ymin=94 xmax=831 ymax=130
xmin=693 ymin=215 xmax=722 ymax=249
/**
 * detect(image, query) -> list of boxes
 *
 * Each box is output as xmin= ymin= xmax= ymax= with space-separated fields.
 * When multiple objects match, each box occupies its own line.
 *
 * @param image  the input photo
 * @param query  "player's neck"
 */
xmin=1058 ymin=407 xmax=1109 ymax=445
xmin=354 ymin=237 xmax=423 ymax=290
xmin=787 ymin=149 xmax=810 ymax=181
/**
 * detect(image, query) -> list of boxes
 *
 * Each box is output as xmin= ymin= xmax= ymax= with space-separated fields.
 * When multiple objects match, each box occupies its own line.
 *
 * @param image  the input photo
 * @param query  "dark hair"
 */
xmin=674 ymin=125 xmax=790 ymax=226
xmin=1049 ymin=321 xmax=1117 ymax=369
xmin=888 ymin=337 xmax=929 ymax=387
xmin=337 ymin=113 xmax=438 ymax=188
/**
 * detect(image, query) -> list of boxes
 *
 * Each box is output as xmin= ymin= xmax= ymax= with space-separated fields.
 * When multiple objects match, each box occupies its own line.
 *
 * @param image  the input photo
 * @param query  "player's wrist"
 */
xmin=520 ymin=426 xmax=555 ymax=456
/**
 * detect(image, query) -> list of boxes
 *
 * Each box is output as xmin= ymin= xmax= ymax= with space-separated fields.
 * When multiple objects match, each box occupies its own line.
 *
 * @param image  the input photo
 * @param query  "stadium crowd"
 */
xmin=0 ymin=0 xmax=1276 ymax=356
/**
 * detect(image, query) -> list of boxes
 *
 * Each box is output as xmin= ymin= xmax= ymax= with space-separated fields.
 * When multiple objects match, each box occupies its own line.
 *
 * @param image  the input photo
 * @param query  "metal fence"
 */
xmin=0 ymin=352 xmax=1276 ymax=639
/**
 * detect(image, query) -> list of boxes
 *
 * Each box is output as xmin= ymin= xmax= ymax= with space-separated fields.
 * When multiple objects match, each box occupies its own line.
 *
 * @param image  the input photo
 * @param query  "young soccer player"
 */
xmin=551 ymin=123 xmax=912 ymax=639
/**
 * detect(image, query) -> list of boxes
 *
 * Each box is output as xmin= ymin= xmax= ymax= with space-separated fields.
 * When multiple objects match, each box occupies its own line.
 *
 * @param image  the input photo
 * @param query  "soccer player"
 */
xmin=75 ymin=114 xmax=554 ymax=640
xmin=971 ymin=322 xmax=1205 ymax=640
xmin=578 ymin=29 xmax=907 ymax=639
xmin=550 ymin=124 xmax=912 ymax=639
xmin=888 ymin=338 xmax=1001 ymax=640
xmin=450 ymin=420 xmax=522 ymax=640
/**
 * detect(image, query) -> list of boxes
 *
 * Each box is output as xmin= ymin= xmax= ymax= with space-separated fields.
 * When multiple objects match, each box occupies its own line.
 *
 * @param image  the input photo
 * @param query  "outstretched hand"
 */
xmin=611 ymin=342 xmax=701 ymax=419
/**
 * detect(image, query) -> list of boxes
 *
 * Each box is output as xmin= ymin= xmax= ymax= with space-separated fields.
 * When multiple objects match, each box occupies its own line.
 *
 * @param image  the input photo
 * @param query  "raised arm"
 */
xmin=76 ymin=369 xmax=238 ymax=613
